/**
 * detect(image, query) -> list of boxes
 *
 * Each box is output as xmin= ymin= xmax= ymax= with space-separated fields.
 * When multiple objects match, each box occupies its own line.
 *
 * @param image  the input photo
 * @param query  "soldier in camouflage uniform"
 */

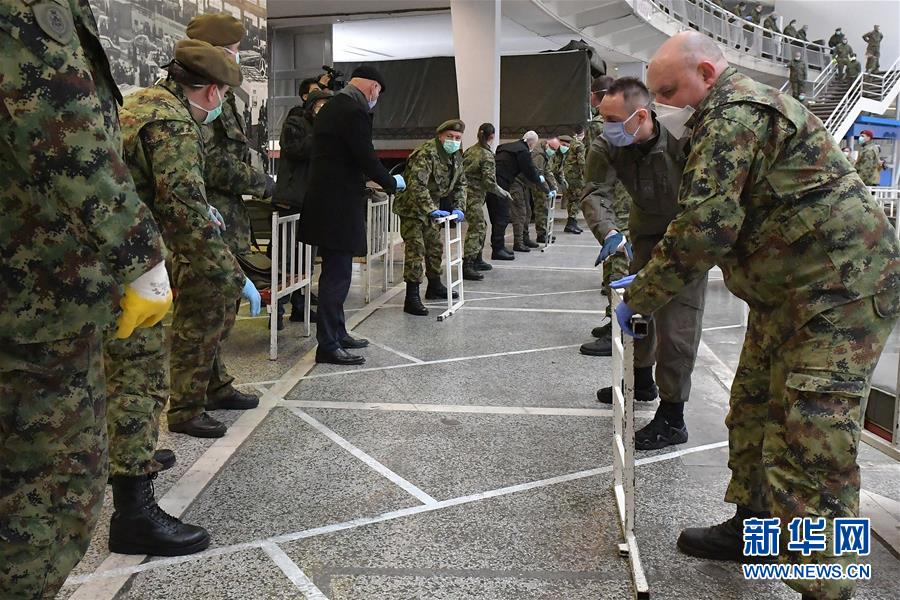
xmin=854 ymin=129 xmax=881 ymax=185
xmin=862 ymin=25 xmax=882 ymax=73
xmin=788 ymin=51 xmax=806 ymax=100
xmin=0 ymin=0 xmax=168 ymax=595
xmin=636 ymin=33 xmax=900 ymax=600
xmin=462 ymin=123 xmax=512 ymax=280
xmin=583 ymin=75 xmax=632 ymax=344
xmin=106 ymin=40 xmax=250 ymax=557
xmin=562 ymin=125 xmax=586 ymax=234
xmin=187 ymin=13 xmax=273 ymax=412
xmin=833 ymin=36 xmax=854 ymax=80
xmin=511 ymin=137 xmax=558 ymax=252
xmin=394 ymin=119 xmax=467 ymax=315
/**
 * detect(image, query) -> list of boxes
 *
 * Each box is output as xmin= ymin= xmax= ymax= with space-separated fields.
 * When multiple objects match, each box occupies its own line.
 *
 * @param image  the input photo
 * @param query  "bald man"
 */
xmin=616 ymin=32 xmax=900 ymax=600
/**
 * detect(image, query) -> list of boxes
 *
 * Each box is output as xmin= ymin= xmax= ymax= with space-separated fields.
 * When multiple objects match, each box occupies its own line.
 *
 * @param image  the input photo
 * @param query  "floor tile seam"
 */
xmin=310 ymin=564 xmax=631 ymax=583
xmin=289 ymin=344 xmax=585 ymax=382
xmin=285 ymin=406 xmax=438 ymax=506
xmin=61 ymin=441 xmax=728 ymax=588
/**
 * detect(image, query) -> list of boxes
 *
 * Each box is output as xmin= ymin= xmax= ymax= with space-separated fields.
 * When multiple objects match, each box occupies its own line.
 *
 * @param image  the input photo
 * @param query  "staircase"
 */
xmin=807 ymin=78 xmax=854 ymax=124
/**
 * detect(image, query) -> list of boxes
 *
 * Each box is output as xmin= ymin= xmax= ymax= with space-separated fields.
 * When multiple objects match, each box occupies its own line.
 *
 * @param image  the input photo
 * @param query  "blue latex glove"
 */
xmin=598 ymin=231 xmax=630 ymax=261
xmin=242 ymin=277 xmax=261 ymax=316
xmin=615 ymin=301 xmax=644 ymax=338
xmin=451 ymin=209 xmax=465 ymax=222
xmin=430 ymin=209 xmax=451 ymax=219
xmin=393 ymin=174 xmax=407 ymax=191
xmin=610 ymin=274 xmax=637 ymax=289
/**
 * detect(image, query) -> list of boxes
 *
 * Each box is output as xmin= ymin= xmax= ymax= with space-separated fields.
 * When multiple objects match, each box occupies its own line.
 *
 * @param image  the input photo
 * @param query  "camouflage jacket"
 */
xmin=862 ymin=29 xmax=882 ymax=55
xmin=855 ymin=144 xmax=881 ymax=185
xmin=562 ymin=137 xmax=586 ymax=188
xmin=789 ymin=58 xmax=807 ymax=82
xmin=549 ymin=150 xmax=566 ymax=192
xmin=201 ymin=92 xmax=267 ymax=255
xmin=586 ymin=113 xmax=605 ymax=148
xmin=516 ymin=142 xmax=558 ymax=194
xmin=463 ymin=143 xmax=505 ymax=199
xmin=582 ymin=120 xmax=687 ymax=241
xmin=393 ymin=138 xmax=467 ymax=218
xmin=833 ymin=42 xmax=853 ymax=60
xmin=120 ymin=79 xmax=244 ymax=293
xmin=0 ymin=0 xmax=165 ymax=344
xmin=625 ymin=68 xmax=900 ymax=345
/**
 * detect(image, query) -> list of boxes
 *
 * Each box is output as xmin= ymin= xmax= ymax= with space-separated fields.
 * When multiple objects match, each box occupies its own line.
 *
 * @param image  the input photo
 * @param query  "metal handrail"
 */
xmin=649 ymin=0 xmax=830 ymax=69
xmin=811 ymin=60 xmax=838 ymax=98
xmin=824 ymin=73 xmax=863 ymax=132
xmin=861 ymin=54 xmax=900 ymax=99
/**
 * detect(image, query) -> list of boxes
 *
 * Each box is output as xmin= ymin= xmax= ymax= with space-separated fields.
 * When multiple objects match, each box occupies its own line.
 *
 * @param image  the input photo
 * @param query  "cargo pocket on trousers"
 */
xmin=873 ymin=287 xmax=900 ymax=319
xmin=782 ymin=371 xmax=867 ymax=473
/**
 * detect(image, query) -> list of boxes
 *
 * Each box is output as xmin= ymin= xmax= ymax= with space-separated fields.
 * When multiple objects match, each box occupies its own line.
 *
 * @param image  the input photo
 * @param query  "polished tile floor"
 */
xmin=58 ymin=213 xmax=900 ymax=600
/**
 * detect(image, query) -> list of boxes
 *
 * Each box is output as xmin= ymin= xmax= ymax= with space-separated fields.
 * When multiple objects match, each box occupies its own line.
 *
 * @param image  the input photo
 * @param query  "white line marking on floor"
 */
xmin=64 ymin=284 xmax=407 ymax=600
xmin=292 ymin=344 xmax=584 ymax=382
xmin=549 ymin=244 xmax=601 ymax=248
xmin=490 ymin=264 xmax=599 ymax=272
xmin=701 ymin=323 xmax=746 ymax=332
xmin=287 ymin=406 xmax=438 ymax=506
xmin=235 ymin=379 xmax=282 ymax=388
xmin=280 ymin=399 xmax=657 ymax=418
xmin=364 ymin=337 xmax=424 ymax=363
xmin=463 ymin=287 xmax=604 ymax=303
xmin=63 ymin=439 xmax=727 ymax=588
xmin=261 ymin=542 xmax=329 ymax=599
xmin=465 ymin=306 xmax=604 ymax=315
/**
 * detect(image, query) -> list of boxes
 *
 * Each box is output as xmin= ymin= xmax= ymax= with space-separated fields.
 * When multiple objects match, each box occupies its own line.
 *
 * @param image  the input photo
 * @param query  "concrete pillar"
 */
xmin=451 ymin=0 xmax=501 ymax=149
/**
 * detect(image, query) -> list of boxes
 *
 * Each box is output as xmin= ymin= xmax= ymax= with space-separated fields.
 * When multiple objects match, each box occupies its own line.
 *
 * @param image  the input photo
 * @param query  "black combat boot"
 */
xmin=591 ymin=322 xmax=612 ymax=338
xmin=596 ymin=366 xmax=659 ymax=404
xmin=404 ymin=282 xmax=429 ymax=316
xmin=677 ymin=506 xmax=775 ymax=562
xmin=536 ymin=233 xmax=548 ymax=244
xmin=109 ymin=473 xmax=210 ymax=556
xmin=425 ymin=277 xmax=458 ymax=300
xmin=491 ymin=248 xmax=515 ymax=260
xmin=523 ymin=233 xmax=539 ymax=248
xmin=580 ymin=335 xmax=612 ymax=357
xmin=474 ymin=256 xmax=493 ymax=270
xmin=207 ymin=388 xmax=259 ymax=411
xmin=463 ymin=259 xmax=484 ymax=281
xmin=512 ymin=235 xmax=531 ymax=252
xmin=563 ymin=217 xmax=581 ymax=233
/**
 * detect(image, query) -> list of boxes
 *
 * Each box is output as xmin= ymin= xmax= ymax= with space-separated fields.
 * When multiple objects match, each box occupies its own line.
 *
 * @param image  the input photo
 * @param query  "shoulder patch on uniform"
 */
xmin=32 ymin=0 xmax=73 ymax=45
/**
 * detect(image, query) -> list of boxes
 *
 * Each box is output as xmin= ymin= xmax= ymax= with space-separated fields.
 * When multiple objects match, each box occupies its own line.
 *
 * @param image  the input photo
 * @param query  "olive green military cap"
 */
xmin=558 ymin=134 xmax=573 ymax=143
xmin=174 ymin=39 xmax=242 ymax=87
xmin=186 ymin=13 xmax=245 ymax=46
xmin=437 ymin=119 xmax=465 ymax=134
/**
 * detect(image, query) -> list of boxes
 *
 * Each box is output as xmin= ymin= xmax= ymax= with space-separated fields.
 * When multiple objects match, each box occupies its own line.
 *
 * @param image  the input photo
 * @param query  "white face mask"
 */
xmin=654 ymin=102 xmax=695 ymax=140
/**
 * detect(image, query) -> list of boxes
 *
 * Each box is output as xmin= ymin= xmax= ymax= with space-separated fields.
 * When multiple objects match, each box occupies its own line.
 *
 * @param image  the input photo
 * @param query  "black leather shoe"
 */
xmin=474 ymin=257 xmax=493 ymax=271
xmin=580 ymin=336 xmax=612 ymax=357
xmin=340 ymin=335 xmax=369 ymax=349
xmin=154 ymin=449 xmax=176 ymax=472
xmin=168 ymin=412 xmax=227 ymax=438
xmin=207 ymin=389 xmax=259 ymax=411
xmin=315 ymin=347 xmax=365 ymax=365
xmin=289 ymin=309 xmax=317 ymax=323
xmin=677 ymin=507 xmax=774 ymax=563
xmin=591 ymin=322 xmax=612 ymax=338
xmin=109 ymin=474 xmax=211 ymax=556
xmin=491 ymin=248 xmax=515 ymax=260
xmin=635 ymin=416 xmax=688 ymax=450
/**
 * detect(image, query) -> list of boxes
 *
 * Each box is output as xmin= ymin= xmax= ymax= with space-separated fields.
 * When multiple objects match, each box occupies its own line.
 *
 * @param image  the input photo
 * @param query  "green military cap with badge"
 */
xmin=437 ymin=119 xmax=465 ymax=134
xmin=558 ymin=135 xmax=573 ymax=143
xmin=186 ymin=13 xmax=245 ymax=46
xmin=172 ymin=39 xmax=242 ymax=87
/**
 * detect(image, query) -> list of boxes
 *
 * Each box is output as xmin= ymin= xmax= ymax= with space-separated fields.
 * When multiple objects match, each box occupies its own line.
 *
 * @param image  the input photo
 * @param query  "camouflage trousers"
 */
xmin=532 ymin=189 xmax=551 ymax=238
xmin=601 ymin=252 xmax=631 ymax=319
xmin=866 ymin=54 xmax=879 ymax=73
xmin=399 ymin=215 xmax=443 ymax=283
xmin=463 ymin=192 xmax=487 ymax=260
xmin=0 ymin=334 xmax=107 ymax=599
xmin=790 ymin=79 xmax=802 ymax=99
xmin=726 ymin=293 xmax=897 ymax=599
xmin=509 ymin=181 xmax=532 ymax=242
xmin=105 ymin=325 xmax=168 ymax=477
xmin=564 ymin=181 xmax=583 ymax=219
xmin=167 ymin=259 xmax=240 ymax=426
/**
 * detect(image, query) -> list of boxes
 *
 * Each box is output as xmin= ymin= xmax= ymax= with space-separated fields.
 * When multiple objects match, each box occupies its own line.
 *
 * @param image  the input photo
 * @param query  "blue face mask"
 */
xmin=443 ymin=139 xmax=461 ymax=154
xmin=559 ymin=145 xmax=569 ymax=154
xmin=368 ymin=98 xmax=377 ymax=110
xmin=546 ymin=147 xmax=556 ymax=157
xmin=189 ymin=87 xmax=224 ymax=125
xmin=602 ymin=109 xmax=642 ymax=147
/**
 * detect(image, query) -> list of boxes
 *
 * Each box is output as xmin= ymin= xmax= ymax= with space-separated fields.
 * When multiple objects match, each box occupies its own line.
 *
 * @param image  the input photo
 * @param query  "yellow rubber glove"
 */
xmin=115 ymin=262 xmax=173 ymax=339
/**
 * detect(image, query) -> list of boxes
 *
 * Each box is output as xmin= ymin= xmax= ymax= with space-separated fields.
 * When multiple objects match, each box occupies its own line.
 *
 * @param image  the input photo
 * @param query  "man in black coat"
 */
xmin=298 ymin=66 xmax=404 ymax=365
xmin=489 ymin=131 xmax=546 ymax=259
